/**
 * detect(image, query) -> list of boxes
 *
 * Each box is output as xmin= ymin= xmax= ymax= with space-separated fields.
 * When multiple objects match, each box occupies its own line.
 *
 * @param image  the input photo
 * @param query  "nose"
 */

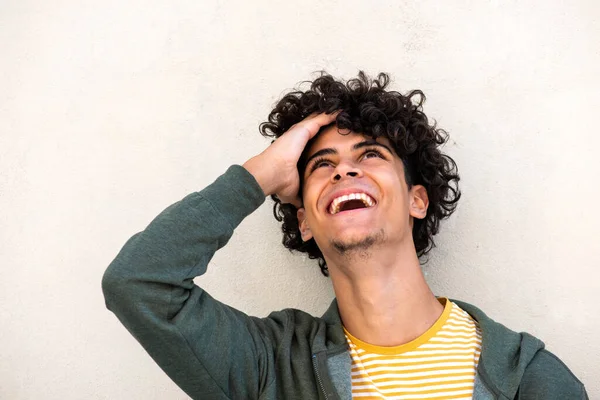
xmin=331 ymin=162 xmax=363 ymax=183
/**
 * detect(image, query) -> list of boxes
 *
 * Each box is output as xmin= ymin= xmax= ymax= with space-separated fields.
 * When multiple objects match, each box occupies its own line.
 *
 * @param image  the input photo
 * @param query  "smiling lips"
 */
xmin=328 ymin=192 xmax=376 ymax=215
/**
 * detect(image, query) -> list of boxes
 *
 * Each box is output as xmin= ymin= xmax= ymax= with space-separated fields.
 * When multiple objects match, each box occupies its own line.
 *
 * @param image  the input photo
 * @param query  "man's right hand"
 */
xmin=243 ymin=112 xmax=339 ymax=208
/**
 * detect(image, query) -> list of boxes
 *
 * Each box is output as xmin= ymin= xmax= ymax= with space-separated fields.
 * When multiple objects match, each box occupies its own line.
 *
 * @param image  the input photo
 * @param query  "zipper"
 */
xmin=312 ymin=353 xmax=329 ymax=400
xmin=312 ymin=350 xmax=345 ymax=400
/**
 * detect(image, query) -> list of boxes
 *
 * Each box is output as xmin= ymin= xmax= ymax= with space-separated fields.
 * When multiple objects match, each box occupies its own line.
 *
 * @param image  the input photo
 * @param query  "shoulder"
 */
xmin=262 ymin=300 xmax=348 ymax=351
xmin=259 ymin=307 xmax=328 ymax=339
xmin=518 ymin=349 xmax=588 ymax=398
xmin=450 ymin=299 xmax=588 ymax=399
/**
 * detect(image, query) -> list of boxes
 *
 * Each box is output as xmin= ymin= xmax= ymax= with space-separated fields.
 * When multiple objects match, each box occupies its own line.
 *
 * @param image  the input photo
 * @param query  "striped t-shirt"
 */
xmin=343 ymin=298 xmax=482 ymax=399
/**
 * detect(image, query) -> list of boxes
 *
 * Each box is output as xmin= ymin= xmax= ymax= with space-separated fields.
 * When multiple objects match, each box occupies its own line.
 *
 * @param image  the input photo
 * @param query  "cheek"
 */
xmin=303 ymin=177 xmax=328 ymax=207
xmin=380 ymin=174 xmax=410 ymax=212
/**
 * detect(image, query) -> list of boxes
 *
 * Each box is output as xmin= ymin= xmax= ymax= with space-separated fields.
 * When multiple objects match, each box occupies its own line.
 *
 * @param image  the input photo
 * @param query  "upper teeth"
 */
xmin=329 ymin=193 xmax=376 ymax=214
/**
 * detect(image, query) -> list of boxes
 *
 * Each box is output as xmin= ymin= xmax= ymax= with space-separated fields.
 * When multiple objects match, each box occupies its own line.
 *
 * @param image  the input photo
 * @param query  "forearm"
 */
xmin=101 ymin=165 xmax=272 ymax=397
xmin=243 ymin=156 xmax=278 ymax=197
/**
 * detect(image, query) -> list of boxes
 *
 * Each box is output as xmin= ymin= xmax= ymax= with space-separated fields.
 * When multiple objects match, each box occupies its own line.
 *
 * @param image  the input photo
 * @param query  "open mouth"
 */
xmin=328 ymin=193 xmax=376 ymax=215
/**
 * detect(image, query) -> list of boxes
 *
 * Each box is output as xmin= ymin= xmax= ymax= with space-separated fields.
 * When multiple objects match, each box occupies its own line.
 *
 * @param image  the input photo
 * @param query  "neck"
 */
xmin=326 ymin=238 xmax=444 ymax=347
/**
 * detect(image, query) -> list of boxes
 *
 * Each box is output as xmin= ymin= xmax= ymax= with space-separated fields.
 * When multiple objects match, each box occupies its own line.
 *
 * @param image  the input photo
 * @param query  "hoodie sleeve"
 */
xmin=517 ymin=349 xmax=588 ymax=399
xmin=101 ymin=165 xmax=288 ymax=400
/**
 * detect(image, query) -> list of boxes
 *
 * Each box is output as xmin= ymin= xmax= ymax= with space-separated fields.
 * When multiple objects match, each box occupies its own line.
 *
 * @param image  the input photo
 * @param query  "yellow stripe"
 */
xmin=351 ymin=350 xmax=479 ymax=360
xmin=352 ymin=364 xmax=477 ymax=376
xmin=366 ymin=375 xmax=477 ymax=386
xmin=356 ymin=378 xmax=475 ymax=388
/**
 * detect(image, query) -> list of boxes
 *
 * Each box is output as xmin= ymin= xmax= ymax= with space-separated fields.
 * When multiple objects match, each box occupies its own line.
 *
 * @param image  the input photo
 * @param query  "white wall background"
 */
xmin=1 ymin=1 xmax=598 ymax=398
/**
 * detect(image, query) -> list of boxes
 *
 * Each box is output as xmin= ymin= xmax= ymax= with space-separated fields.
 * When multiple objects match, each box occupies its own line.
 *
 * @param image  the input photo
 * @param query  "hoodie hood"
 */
xmin=452 ymin=299 xmax=546 ymax=399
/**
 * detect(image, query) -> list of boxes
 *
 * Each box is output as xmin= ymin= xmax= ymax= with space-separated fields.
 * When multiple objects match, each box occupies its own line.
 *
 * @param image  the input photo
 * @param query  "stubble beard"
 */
xmin=329 ymin=228 xmax=386 ymax=261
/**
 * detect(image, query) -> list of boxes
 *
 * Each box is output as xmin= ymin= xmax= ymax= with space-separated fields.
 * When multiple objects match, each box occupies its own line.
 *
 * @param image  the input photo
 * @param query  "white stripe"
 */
xmin=401 ymin=389 xmax=474 ymax=399
xmin=449 ymin=313 xmax=474 ymax=324
xmin=356 ymin=354 xmax=479 ymax=367
xmin=419 ymin=342 xmax=481 ymax=349
xmin=352 ymin=382 xmax=474 ymax=393
xmin=435 ymin=331 xmax=480 ymax=338
xmin=351 ymin=393 xmax=385 ymax=398
xmin=351 ymin=367 xmax=477 ymax=380
xmin=428 ymin=336 xmax=480 ymax=343
xmin=398 ymin=349 xmax=481 ymax=357
xmin=446 ymin=319 xmax=478 ymax=328
xmin=351 ymin=362 xmax=477 ymax=374
xmin=440 ymin=325 xmax=477 ymax=332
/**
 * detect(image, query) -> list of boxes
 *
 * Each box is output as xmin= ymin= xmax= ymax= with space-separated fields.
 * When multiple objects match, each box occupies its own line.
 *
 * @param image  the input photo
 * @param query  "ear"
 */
xmin=296 ymin=207 xmax=313 ymax=242
xmin=409 ymin=185 xmax=429 ymax=220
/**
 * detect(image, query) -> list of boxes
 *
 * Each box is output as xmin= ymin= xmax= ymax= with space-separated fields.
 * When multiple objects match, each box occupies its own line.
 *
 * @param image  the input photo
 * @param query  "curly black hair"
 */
xmin=259 ymin=71 xmax=461 ymax=277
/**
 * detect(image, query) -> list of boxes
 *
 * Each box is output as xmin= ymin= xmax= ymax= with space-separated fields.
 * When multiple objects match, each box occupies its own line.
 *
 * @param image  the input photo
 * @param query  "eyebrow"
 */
xmin=305 ymin=140 xmax=394 ymax=170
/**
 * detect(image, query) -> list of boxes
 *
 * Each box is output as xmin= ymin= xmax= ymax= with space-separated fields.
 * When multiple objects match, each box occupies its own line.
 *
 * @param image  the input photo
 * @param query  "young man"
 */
xmin=102 ymin=72 xmax=587 ymax=399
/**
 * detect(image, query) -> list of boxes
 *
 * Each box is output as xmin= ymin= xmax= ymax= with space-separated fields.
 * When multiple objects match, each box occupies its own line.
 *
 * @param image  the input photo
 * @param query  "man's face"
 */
xmin=296 ymin=125 xmax=428 ymax=259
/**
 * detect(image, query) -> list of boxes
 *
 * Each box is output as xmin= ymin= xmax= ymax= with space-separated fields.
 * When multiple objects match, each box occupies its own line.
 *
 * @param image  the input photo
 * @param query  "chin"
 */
xmin=329 ymin=229 xmax=385 ymax=255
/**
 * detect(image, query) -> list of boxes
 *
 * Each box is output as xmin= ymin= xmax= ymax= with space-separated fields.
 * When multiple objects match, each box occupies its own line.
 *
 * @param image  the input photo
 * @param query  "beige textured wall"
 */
xmin=1 ymin=1 xmax=598 ymax=398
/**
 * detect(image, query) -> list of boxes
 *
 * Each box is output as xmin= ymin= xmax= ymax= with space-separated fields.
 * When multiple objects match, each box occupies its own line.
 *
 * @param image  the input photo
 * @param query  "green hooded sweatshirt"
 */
xmin=102 ymin=165 xmax=588 ymax=400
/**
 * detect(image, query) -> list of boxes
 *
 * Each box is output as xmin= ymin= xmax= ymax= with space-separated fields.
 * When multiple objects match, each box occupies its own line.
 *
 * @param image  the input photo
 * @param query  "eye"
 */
xmin=309 ymin=157 xmax=333 ymax=173
xmin=362 ymin=148 xmax=385 ymax=160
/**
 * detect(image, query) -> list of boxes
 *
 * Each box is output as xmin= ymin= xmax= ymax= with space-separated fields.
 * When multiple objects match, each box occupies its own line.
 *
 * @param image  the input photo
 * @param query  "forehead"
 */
xmin=306 ymin=124 xmax=393 ymax=158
